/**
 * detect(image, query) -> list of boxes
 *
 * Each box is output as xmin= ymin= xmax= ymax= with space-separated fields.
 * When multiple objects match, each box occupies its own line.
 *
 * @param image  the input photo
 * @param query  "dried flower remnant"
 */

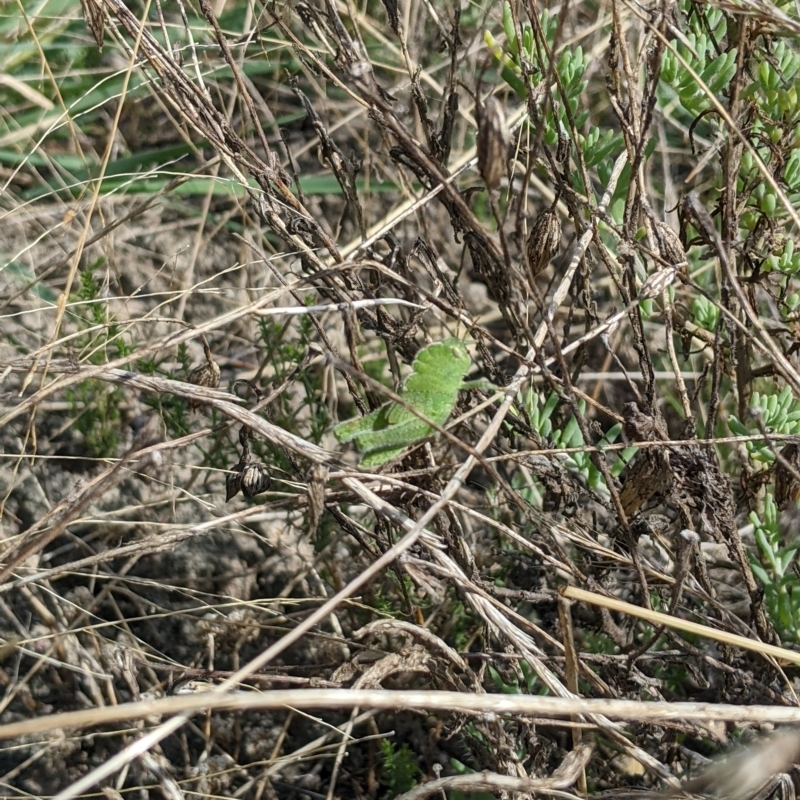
xmin=307 ymin=464 xmax=329 ymax=537
xmin=240 ymin=463 xmax=271 ymax=499
xmin=637 ymin=265 xmax=679 ymax=300
xmin=476 ymin=95 xmax=509 ymax=191
xmin=618 ymin=448 xmax=672 ymax=516
xmin=526 ymin=205 xmax=561 ymax=283
xmin=775 ymin=442 xmax=800 ymax=508
xmin=653 ymin=220 xmax=688 ymax=281
xmin=225 ymin=464 xmax=244 ymax=502
xmin=618 ymin=402 xmax=671 ymax=516
xmin=187 ymin=335 xmax=220 ymax=410
xmin=80 ymin=0 xmax=105 ymax=48
xmin=225 ymin=422 xmax=271 ymax=501
xmin=556 ymin=128 xmax=570 ymax=164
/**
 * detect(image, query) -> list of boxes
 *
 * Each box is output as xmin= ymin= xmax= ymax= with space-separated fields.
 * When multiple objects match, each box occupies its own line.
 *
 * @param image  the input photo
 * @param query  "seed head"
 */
xmin=225 ymin=464 xmax=244 ymax=502
xmin=654 ymin=220 xmax=687 ymax=272
xmin=476 ymin=96 xmax=509 ymax=191
xmin=526 ymin=206 xmax=561 ymax=282
xmin=775 ymin=442 xmax=800 ymax=508
xmin=187 ymin=360 xmax=220 ymax=390
xmin=556 ymin=129 xmax=570 ymax=164
xmin=241 ymin=463 xmax=271 ymax=499
xmin=186 ymin=336 xmax=220 ymax=411
xmin=618 ymin=449 xmax=671 ymax=516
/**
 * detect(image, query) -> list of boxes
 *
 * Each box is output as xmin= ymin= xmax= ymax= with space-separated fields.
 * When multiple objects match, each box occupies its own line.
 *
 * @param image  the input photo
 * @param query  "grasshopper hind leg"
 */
xmin=356 ymin=419 xmax=433 ymax=467
xmin=360 ymin=445 xmax=409 ymax=468
xmin=333 ymin=405 xmax=390 ymax=443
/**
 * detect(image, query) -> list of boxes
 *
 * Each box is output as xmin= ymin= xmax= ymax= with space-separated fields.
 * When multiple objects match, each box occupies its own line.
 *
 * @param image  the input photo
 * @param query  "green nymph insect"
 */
xmin=334 ymin=338 xmax=492 ymax=468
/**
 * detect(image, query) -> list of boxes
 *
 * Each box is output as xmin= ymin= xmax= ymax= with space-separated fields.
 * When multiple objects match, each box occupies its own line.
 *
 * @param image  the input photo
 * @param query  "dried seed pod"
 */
xmin=186 ymin=361 xmax=220 ymax=410
xmin=622 ymin=401 xmax=668 ymax=441
xmin=654 ymin=220 xmax=687 ymax=274
xmin=80 ymin=0 xmax=105 ymax=48
xmin=617 ymin=402 xmax=672 ymax=515
xmin=775 ymin=442 xmax=800 ymax=508
xmin=186 ymin=336 xmax=220 ymax=410
xmin=525 ymin=206 xmax=561 ymax=282
xmin=307 ymin=464 xmax=329 ymax=537
xmin=638 ymin=266 xmax=678 ymax=300
xmin=476 ymin=96 xmax=509 ymax=191
xmin=187 ymin=359 xmax=220 ymax=391
xmin=241 ymin=463 xmax=271 ymax=499
xmin=556 ymin=128 xmax=570 ymax=164
xmin=225 ymin=464 xmax=244 ymax=502
xmin=618 ymin=449 xmax=671 ymax=516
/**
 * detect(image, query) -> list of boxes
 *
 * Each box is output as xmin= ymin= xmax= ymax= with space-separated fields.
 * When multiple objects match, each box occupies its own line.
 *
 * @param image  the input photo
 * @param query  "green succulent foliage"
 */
xmin=729 ymin=387 xmax=800 ymax=463
xmin=763 ymin=237 xmax=800 ymax=276
xmin=484 ymin=3 xmax=623 ymax=190
xmin=739 ymin=162 xmax=782 ymax=229
xmin=749 ymin=493 xmax=800 ymax=642
xmin=743 ymin=41 xmax=800 ymax=123
xmin=520 ymin=389 xmax=634 ymax=497
xmin=783 ymin=292 xmax=800 ymax=318
xmin=484 ymin=3 xmax=558 ymax=97
xmin=524 ymin=387 xmax=560 ymax=438
xmin=782 ymin=149 xmax=800 ymax=194
xmin=551 ymin=407 xmax=602 ymax=487
xmin=739 ymin=146 xmax=800 ymax=231
xmin=582 ymin=630 xmax=617 ymax=655
xmin=690 ymin=294 xmax=719 ymax=332
xmin=737 ymin=42 xmax=800 ymax=232
xmin=659 ymin=6 xmax=736 ymax=118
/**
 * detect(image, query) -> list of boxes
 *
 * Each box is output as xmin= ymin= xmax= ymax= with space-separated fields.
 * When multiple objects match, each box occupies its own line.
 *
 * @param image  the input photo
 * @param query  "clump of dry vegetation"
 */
xmin=5 ymin=0 xmax=800 ymax=797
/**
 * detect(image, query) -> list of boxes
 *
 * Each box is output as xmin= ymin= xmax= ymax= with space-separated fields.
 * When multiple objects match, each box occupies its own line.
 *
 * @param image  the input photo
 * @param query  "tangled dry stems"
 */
xmin=3 ymin=0 xmax=800 ymax=798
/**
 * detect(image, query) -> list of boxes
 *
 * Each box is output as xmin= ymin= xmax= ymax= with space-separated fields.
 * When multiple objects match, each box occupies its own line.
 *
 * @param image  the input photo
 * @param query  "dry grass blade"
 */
xmin=5 ymin=689 xmax=800 ymax=742
xmin=562 ymin=587 xmax=800 ymax=666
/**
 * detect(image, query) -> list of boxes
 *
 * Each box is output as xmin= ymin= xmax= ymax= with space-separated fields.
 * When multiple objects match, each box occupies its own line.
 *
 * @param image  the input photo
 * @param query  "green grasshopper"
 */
xmin=334 ymin=338 xmax=492 ymax=468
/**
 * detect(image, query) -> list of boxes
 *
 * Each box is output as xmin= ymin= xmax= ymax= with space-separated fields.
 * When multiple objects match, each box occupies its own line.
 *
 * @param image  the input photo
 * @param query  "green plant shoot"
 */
xmin=334 ymin=338 xmax=489 ymax=468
